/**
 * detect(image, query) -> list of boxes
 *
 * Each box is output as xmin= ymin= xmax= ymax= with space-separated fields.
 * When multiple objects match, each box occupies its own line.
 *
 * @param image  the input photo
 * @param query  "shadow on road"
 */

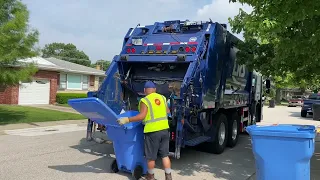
xmin=0 ymin=107 xmax=26 ymax=125
xmin=49 ymin=134 xmax=255 ymax=180
xmin=48 ymin=136 xmax=133 ymax=178
xmin=289 ymin=111 xmax=313 ymax=120
xmin=168 ymin=135 xmax=255 ymax=179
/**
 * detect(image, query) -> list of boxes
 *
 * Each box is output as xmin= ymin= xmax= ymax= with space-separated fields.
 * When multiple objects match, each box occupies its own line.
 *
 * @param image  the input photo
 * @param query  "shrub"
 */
xmin=56 ymin=93 xmax=87 ymax=104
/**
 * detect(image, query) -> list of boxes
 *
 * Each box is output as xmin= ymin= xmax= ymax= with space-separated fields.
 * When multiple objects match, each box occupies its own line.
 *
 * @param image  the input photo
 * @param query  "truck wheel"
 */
xmin=301 ymin=111 xmax=307 ymax=117
xmin=208 ymin=113 xmax=228 ymax=154
xmin=227 ymin=113 xmax=240 ymax=148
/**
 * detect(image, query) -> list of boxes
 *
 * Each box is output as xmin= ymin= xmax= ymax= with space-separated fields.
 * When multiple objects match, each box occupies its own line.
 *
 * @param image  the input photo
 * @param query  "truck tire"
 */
xmin=208 ymin=113 xmax=229 ymax=154
xmin=227 ymin=112 xmax=240 ymax=148
xmin=301 ymin=110 xmax=307 ymax=117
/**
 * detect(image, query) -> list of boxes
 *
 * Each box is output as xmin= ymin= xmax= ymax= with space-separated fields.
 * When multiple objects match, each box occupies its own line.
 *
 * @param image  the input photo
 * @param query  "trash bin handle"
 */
xmin=297 ymin=126 xmax=316 ymax=132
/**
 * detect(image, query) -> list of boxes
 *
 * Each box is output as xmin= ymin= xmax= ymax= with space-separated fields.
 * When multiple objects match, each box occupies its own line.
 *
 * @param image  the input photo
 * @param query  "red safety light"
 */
xmin=126 ymin=48 xmax=131 ymax=53
xmin=185 ymin=46 xmax=190 ymax=52
xmin=131 ymin=48 xmax=136 ymax=53
xmin=191 ymin=46 xmax=196 ymax=52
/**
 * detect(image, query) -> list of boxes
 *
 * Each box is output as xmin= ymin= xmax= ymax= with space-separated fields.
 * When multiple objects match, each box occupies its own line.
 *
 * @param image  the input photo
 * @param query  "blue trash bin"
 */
xmin=246 ymin=124 xmax=316 ymax=180
xmin=107 ymin=111 xmax=147 ymax=179
xmin=67 ymin=98 xmax=147 ymax=179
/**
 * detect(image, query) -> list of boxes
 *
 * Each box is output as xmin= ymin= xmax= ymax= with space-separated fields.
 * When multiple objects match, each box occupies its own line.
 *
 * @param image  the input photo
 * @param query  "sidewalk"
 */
xmin=25 ymin=104 xmax=80 ymax=114
xmin=0 ymin=119 xmax=87 ymax=135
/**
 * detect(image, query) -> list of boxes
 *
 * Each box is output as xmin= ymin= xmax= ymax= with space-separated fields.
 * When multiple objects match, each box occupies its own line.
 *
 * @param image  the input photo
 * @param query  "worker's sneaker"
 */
xmin=145 ymin=173 xmax=156 ymax=180
xmin=165 ymin=173 xmax=172 ymax=180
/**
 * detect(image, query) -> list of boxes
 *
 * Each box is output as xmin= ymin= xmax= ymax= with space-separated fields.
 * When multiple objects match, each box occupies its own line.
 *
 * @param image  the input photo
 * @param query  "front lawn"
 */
xmin=0 ymin=105 xmax=86 ymax=125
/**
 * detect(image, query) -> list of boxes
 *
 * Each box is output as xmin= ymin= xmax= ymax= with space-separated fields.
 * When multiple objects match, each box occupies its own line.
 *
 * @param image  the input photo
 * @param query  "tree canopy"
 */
xmin=0 ymin=0 xmax=39 ymax=86
xmin=42 ymin=42 xmax=91 ymax=67
xmin=91 ymin=60 xmax=111 ymax=71
xmin=228 ymin=0 xmax=320 ymax=86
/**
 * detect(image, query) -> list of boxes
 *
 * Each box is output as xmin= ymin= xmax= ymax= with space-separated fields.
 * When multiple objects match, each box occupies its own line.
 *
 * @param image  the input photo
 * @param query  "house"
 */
xmin=0 ymin=57 xmax=106 ymax=105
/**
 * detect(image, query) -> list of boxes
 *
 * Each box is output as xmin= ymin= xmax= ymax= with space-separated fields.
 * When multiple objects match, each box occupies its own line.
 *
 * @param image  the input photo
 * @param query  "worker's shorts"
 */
xmin=144 ymin=129 xmax=169 ymax=161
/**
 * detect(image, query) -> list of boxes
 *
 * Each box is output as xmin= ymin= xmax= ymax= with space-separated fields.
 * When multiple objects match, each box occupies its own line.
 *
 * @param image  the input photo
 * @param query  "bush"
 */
xmin=56 ymin=93 xmax=87 ymax=104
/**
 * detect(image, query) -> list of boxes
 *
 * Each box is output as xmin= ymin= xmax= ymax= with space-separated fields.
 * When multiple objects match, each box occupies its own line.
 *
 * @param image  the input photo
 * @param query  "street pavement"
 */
xmin=0 ymin=106 xmax=319 ymax=180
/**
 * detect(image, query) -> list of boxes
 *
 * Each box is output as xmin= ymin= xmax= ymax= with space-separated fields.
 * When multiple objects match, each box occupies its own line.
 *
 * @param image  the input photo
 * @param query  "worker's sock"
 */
xmin=148 ymin=169 xmax=154 ymax=174
xmin=165 ymin=168 xmax=172 ymax=174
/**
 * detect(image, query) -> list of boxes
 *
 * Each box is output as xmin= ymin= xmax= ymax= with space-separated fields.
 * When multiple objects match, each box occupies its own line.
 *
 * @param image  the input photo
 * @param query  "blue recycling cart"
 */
xmin=68 ymin=97 xmax=147 ymax=180
xmin=246 ymin=124 xmax=316 ymax=180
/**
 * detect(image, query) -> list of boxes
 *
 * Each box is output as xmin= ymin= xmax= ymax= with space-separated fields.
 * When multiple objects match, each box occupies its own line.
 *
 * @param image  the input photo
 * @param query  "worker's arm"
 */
xmin=128 ymin=102 xmax=148 ymax=122
xmin=167 ymin=105 xmax=170 ymax=114
xmin=166 ymin=97 xmax=171 ymax=117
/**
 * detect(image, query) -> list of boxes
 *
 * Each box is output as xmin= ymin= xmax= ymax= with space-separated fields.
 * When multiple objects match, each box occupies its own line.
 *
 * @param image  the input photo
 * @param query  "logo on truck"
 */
xmin=231 ymin=47 xmax=247 ymax=87
xmin=189 ymin=37 xmax=197 ymax=42
xmin=232 ymin=63 xmax=246 ymax=78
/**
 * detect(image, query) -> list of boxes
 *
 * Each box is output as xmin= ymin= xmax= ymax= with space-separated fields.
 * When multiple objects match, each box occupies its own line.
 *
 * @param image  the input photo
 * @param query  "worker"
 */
xmin=167 ymin=81 xmax=181 ymax=108
xmin=117 ymin=81 xmax=173 ymax=180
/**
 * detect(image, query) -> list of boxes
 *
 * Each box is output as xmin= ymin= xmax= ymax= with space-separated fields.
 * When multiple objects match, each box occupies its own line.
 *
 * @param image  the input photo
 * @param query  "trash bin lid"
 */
xmin=68 ymin=97 xmax=121 ymax=127
xmin=246 ymin=124 xmax=316 ymax=139
xmin=68 ymin=97 xmax=142 ymax=129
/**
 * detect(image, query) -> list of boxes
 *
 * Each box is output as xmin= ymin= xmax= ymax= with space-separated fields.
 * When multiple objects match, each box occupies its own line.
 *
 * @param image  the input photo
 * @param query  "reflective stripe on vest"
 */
xmin=142 ymin=95 xmax=167 ymax=125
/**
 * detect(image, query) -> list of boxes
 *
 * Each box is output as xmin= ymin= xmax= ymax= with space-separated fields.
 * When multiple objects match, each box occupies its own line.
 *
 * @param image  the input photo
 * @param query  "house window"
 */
xmin=59 ymin=73 xmax=90 ymax=90
xmin=82 ymin=75 xmax=88 ymax=90
xmin=59 ymin=74 xmax=67 ymax=89
xmin=67 ymin=74 xmax=82 ymax=90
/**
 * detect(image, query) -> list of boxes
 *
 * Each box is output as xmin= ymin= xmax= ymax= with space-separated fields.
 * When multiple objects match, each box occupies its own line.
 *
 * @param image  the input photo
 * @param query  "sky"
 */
xmin=23 ymin=0 xmax=252 ymax=62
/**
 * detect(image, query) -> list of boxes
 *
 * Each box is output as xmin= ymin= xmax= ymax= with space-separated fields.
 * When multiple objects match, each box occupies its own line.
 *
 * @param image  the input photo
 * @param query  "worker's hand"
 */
xmin=117 ymin=117 xmax=130 ymax=125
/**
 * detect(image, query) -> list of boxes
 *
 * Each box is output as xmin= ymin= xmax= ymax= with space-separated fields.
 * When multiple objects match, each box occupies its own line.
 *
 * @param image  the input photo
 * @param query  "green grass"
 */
xmin=0 ymin=105 xmax=85 ymax=125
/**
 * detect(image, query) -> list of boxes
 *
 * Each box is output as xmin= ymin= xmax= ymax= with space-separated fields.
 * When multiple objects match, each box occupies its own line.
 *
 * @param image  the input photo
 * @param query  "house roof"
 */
xmin=19 ymin=57 xmax=106 ymax=76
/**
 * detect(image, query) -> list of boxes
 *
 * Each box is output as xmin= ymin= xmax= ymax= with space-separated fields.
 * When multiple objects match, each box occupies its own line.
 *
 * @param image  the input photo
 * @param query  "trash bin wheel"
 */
xmin=110 ymin=159 xmax=119 ymax=173
xmin=132 ymin=165 xmax=143 ymax=180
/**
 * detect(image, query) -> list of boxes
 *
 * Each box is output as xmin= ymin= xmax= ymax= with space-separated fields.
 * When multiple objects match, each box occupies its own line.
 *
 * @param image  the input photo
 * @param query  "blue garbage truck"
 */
xmin=85 ymin=20 xmax=270 ymax=159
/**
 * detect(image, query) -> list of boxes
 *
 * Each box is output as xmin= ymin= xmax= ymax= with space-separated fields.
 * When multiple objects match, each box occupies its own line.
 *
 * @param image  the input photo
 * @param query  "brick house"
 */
xmin=0 ymin=57 xmax=106 ymax=105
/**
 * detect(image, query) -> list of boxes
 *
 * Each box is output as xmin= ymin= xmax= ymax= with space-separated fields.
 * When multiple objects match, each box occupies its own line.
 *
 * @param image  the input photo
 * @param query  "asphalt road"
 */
xmin=0 ymin=106 xmax=319 ymax=180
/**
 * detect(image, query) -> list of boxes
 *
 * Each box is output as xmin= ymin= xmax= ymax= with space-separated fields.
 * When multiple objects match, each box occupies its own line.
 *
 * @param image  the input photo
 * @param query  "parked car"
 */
xmin=301 ymin=93 xmax=320 ymax=117
xmin=288 ymin=95 xmax=304 ymax=107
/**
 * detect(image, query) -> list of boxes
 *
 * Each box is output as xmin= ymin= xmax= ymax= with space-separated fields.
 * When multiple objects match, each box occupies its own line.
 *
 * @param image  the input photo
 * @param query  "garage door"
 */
xmin=18 ymin=79 xmax=50 ymax=105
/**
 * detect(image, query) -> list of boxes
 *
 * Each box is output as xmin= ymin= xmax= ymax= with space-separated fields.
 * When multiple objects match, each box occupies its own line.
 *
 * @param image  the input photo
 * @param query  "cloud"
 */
xmin=195 ymin=0 xmax=253 ymax=39
xmin=22 ymin=0 xmax=251 ymax=62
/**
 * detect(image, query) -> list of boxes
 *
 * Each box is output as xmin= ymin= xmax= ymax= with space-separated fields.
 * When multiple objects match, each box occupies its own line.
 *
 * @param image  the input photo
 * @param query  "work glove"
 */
xmin=117 ymin=117 xmax=130 ymax=125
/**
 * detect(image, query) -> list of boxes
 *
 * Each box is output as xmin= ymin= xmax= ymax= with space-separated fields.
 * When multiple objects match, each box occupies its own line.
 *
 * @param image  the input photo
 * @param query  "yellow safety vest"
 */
xmin=138 ymin=92 xmax=169 ymax=133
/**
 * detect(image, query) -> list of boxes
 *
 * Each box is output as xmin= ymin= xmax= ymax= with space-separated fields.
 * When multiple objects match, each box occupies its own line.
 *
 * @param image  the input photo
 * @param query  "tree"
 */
xmin=91 ymin=60 xmax=111 ymax=71
xmin=228 ymin=0 xmax=320 ymax=80
xmin=42 ymin=42 xmax=91 ymax=67
xmin=0 ymin=0 xmax=39 ymax=86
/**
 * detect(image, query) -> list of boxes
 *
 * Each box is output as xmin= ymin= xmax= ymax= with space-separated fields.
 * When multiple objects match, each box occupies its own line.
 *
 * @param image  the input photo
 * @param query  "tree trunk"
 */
xmin=275 ymin=88 xmax=281 ymax=104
